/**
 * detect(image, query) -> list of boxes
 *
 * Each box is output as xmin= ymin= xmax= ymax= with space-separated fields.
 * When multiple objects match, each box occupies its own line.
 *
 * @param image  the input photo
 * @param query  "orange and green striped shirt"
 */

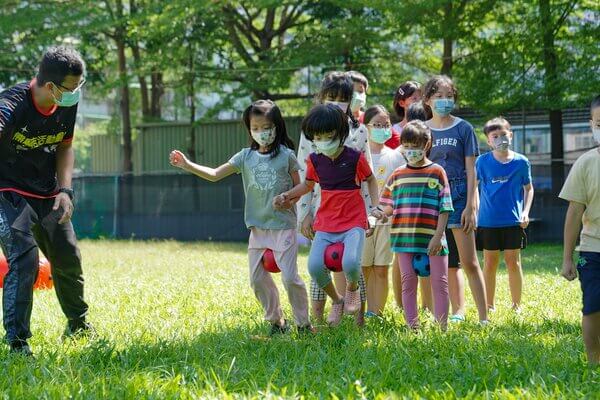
xmin=380 ymin=163 xmax=454 ymax=254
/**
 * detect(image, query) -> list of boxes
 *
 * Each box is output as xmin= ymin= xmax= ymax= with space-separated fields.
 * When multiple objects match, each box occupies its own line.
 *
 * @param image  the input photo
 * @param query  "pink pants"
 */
xmin=248 ymin=228 xmax=310 ymax=327
xmin=397 ymin=253 xmax=449 ymax=329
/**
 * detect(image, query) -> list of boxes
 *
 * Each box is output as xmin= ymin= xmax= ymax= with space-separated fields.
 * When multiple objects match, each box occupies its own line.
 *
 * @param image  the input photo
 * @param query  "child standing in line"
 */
xmin=347 ymin=70 xmax=369 ymax=123
xmin=362 ymin=105 xmax=405 ymax=316
xmin=476 ymin=117 xmax=534 ymax=312
xmin=423 ymin=75 xmax=489 ymax=324
xmin=170 ymin=100 xmax=312 ymax=336
xmin=275 ymin=104 xmax=382 ymax=327
xmin=378 ymin=121 xmax=453 ymax=330
xmin=560 ymin=95 xmax=600 ymax=366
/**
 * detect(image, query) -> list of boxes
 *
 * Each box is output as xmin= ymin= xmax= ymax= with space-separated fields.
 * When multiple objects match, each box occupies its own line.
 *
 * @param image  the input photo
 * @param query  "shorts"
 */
xmin=362 ymin=224 xmax=393 ymax=266
xmin=447 ymin=179 xmax=467 ymax=229
xmin=476 ymin=226 xmax=527 ymax=251
xmin=446 ymin=228 xmax=461 ymax=268
xmin=310 ymin=273 xmax=367 ymax=302
xmin=578 ymin=252 xmax=600 ymax=315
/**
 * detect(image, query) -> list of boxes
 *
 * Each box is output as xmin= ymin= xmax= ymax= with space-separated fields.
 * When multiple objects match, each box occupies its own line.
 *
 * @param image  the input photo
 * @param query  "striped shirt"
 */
xmin=380 ymin=163 xmax=454 ymax=254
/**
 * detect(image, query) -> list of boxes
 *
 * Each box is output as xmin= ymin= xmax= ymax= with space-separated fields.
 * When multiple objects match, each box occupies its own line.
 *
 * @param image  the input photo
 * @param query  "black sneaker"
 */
xmin=269 ymin=320 xmax=290 ymax=336
xmin=297 ymin=325 xmax=317 ymax=335
xmin=62 ymin=321 xmax=96 ymax=340
xmin=9 ymin=340 xmax=33 ymax=357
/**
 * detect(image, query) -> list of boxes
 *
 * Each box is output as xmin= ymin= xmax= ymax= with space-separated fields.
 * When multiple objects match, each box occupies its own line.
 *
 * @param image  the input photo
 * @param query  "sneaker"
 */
xmin=62 ymin=321 xmax=96 ymax=340
xmin=364 ymin=311 xmax=379 ymax=318
xmin=343 ymin=288 xmax=361 ymax=315
xmin=9 ymin=340 xmax=33 ymax=357
xmin=449 ymin=314 xmax=465 ymax=323
xmin=297 ymin=325 xmax=317 ymax=335
xmin=479 ymin=319 xmax=491 ymax=327
xmin=327 ymin=300 xmax=344 ymax=327
xmin=269 ymin=320 xmax=290 ymax=336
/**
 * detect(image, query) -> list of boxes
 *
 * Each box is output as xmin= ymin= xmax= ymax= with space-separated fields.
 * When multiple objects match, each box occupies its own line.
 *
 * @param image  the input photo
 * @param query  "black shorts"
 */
xmin=476 ymin=226 xmax=527 ymax=251
xmin=578 ymin=252 xmax=600 ymax=315
xmin=446 ymin=229 xmax=460 ymax=268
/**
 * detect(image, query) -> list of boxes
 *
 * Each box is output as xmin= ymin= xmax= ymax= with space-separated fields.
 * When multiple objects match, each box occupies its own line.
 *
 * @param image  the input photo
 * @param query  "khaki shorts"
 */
xmin=362 ymin=224 xmax=393 ymax=266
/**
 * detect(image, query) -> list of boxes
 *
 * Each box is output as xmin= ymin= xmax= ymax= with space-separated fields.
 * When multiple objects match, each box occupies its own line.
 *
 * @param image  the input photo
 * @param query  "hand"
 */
xmin=272 ymin=193 xmax=289 ymax=210
xmin=461 ymin=205 xmax=477 ymax=234
xmin=53 ymin=192 xmax=74 ymax=224
xmin=427 ymin=234 xmax=443 ymax=256
xmin=301 ymin=213 xmax=315 ymax=240
xmin=366 ymin=227 xmax=375 ymax=238
xmin=371 ymin=209 xmax=388 ymax=224
xmin=520 ymin=214 xmax=530 ymax=229
xmin=169 ymin=150 xmax=189 ymax=169
xmin=561 ymin=259 xmax=577 ymax=281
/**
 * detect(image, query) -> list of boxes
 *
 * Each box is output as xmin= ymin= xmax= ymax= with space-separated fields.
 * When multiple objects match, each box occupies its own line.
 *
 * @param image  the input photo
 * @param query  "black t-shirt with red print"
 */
xmin=0 ymin=80 xmax=77 ymax=198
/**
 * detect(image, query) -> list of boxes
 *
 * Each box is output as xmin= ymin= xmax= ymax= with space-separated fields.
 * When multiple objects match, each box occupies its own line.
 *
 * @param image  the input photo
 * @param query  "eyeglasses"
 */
xmin=55 ymin=78 xmax=86 ymax=93
xmin=368 ymin=123 xmax=391 ymax=129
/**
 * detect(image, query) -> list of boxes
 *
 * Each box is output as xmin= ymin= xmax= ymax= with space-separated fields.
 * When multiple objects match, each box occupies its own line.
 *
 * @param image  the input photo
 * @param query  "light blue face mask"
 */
xmin=53 ymin=84 xmax=81 ymax=107
xmin=370 ymin=128 xmax=392 ymax=144
xmin=313 ymin=138 xmax=340 ymax=156
xmin=432 ymin=98 xmax=454 ymax=116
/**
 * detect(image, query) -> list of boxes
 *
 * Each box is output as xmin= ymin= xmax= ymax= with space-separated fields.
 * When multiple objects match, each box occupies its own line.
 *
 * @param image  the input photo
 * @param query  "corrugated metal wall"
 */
xmin=89 ymin=118 xmax=303 ymax=174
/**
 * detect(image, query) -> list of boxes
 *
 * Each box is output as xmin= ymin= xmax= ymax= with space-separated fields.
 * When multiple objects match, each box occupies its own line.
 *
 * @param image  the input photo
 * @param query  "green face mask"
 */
xmin=52 ymin=82 xmax=83 ymax=107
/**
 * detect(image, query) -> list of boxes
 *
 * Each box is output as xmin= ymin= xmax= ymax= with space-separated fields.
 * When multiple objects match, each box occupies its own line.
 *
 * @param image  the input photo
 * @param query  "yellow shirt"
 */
xmin=559 ymin=148 xmax=600 ymax=252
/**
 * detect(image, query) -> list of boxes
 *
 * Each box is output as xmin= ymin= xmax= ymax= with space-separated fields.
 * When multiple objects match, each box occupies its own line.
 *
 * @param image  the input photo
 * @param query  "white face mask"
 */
xmin=492 ymin=136 xmax=511 ymax=151
xmin=251 ymin=128 xmax=276 ymax=147
xmin=401 ymin=147 xmax=425 ymax=165
xmin=593 ymin=127 xmax=600 ymax=144
xmin=325 ymin=100 xmax=349 ymax=113
xmin=314 ymin=138 xmax=341 ymax=156
xmin=350 ymin=92 xmax=366 ymax=112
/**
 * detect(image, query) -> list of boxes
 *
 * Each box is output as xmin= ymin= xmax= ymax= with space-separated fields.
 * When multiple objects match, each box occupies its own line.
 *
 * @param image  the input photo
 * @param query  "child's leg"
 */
xmin=340 ymin=228 xmax=366 ymax=290
xmin=362 ymin=265 xmax=375 ymax=312
xmin=583 ymin=312 xmax=600 ymax=366
xmin=429 ymin=255 xmax=449 ymax=330
xmin=452 ymin=228 xmax=488 ymax=322
xmin=372 ymin=266 xmax=389 ymax=315
xmin=504 ymin=249 xmax=523 ymax=309
xmin=448 ymin=268 xmax=466 ymax=316
xmin=420 ymin=277 xmax=433 ymax=311
xmin=248 ymin=249 xmax=284 ymax=325
xmin=310 ymin=280 xmax=326 ymax=322
xmin=392 ymin=254 xmax=403 ymax=308
xmin=397 ymin=253 xmax=419 ymax=329
xmin=275 ymin=235 xmax=310 ymax=327
xmin=483 ymin=250 xmax=501 ymax=310
xmin=333 ymin=271 xmax=348 ymax=295
xmin=307 ymin=232 xmax=341 ymax=301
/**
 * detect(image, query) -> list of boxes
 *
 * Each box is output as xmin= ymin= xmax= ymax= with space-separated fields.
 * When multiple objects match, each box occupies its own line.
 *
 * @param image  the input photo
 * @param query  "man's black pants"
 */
xmin=0 ymin=191 xmax=88 ymax=342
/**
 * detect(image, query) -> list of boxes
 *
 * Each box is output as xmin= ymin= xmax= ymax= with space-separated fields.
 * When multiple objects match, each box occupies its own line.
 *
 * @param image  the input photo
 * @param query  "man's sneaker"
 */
xmin=62 ymin=321 xmax=96 ymax=340
xmin=297 ymin=325 xmax=317 ymax=335
xmin=9 ymin=340 xmax=33 ymax=357
xmin=269 ymin=320 xmax=290 ymax=336
xmin=343 ymin=288 xmax=361 ymax=315
xmin=327 ymin=300 xmax=344 ymax=327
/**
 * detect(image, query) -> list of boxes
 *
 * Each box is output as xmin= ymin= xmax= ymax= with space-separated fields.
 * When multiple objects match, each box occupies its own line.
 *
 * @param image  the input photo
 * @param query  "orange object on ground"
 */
xmin=0 ymin=254 xmax=53 ymax=290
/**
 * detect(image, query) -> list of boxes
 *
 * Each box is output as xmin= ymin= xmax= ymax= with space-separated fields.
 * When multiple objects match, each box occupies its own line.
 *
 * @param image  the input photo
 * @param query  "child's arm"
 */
xmin=561 ymin=201 xmax=585 ymax=281
xmin=462 ymin=155 xmax=478 ymax=234
xmin=170 ymin=150 xmax=236 ymax=182
xmin=520 ymin=183 xmax=534 ymax=228
xmin=274 ymin=171 xmax=301 ymax=210
xmin=273 ymin=180 xmax=315 ymax=209
xmin=428 ymin=212 xmax=450 ymax=256
xmin=366 ymin=174 xmax=389 ymax=224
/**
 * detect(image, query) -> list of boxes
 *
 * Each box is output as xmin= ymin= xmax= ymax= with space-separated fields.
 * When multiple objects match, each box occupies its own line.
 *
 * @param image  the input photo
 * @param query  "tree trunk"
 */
xmin=131 ymin=43 xmax=150 ymax=118
xmin=187 ymin=50 xmax=196 ymax=162
xmin=116 ymin=36 xmax=133 ymax=173
xmin=150 ymin=72 xmax=163 ymax=119
xmin=441 ymin=2 xmax=454 ymax=76
xmin=539 ymin=0 xmax=564 ymax=195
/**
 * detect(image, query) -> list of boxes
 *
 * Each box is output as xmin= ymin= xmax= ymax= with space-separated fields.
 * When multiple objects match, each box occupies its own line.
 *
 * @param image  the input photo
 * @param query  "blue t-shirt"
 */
xmin=428 ymin=118 xmax=479 ymax=181
xmin=476 ymin=151 xmax=532 ymax=228
xmin=228 ymin=146 xmax=300 ymax=230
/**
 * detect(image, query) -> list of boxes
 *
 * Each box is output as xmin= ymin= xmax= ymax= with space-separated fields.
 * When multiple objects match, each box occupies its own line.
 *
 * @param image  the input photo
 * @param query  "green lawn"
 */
xmin=1 ymin=241 xmax=597 ymax=399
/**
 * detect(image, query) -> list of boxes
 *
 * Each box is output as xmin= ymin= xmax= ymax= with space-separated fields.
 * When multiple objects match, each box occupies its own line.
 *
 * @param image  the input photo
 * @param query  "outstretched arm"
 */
xmin=170 ymin=150 xmax=236 ymax=182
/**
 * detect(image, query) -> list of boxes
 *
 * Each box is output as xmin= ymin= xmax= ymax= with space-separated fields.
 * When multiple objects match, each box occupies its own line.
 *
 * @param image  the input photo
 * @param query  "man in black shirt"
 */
xmin=0 ymin=47 xmax=90 ymax=356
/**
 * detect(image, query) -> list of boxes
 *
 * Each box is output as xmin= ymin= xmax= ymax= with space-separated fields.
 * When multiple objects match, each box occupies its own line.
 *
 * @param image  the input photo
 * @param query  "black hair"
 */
xmin=242 ymin=99 xmax=294 ymax=158
xmin=483 ymin=117 xmax=512 ymax=135
xmin=301 ymin=104 xmax=349 ymax=145
xmin=392 ymin=81 xmax=421 ymax=120
xmin=422 ymin=75 xmax=458 ymax=116
xmin=400 ymin=120 xmax=431 ymax=148
xmin=316 ymin=71 xmax=359 ymax=130
xmin=363 ymin=105 xmax=390 ymax=125
xmin=406 ymin=101 xmax=431 ymax=122
xmin=591 ymin=95 xmax=600 ymax=113
xmin=346 ymin=70 xmax=369 ymax=92
xmin=36 ymin=46 xmax=85 ymax=86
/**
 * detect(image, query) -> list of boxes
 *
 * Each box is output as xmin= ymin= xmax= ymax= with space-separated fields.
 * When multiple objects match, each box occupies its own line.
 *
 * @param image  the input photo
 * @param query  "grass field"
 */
xmin=1 ymin=240 xmax=598 ymax=399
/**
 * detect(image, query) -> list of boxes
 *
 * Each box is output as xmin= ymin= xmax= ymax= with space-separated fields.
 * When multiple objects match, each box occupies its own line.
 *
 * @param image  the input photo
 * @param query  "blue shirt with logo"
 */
xmin=428 ymin=117 xmax=479 ymax=181
xmin=476 ymin=151 xmax=532 ymax=228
